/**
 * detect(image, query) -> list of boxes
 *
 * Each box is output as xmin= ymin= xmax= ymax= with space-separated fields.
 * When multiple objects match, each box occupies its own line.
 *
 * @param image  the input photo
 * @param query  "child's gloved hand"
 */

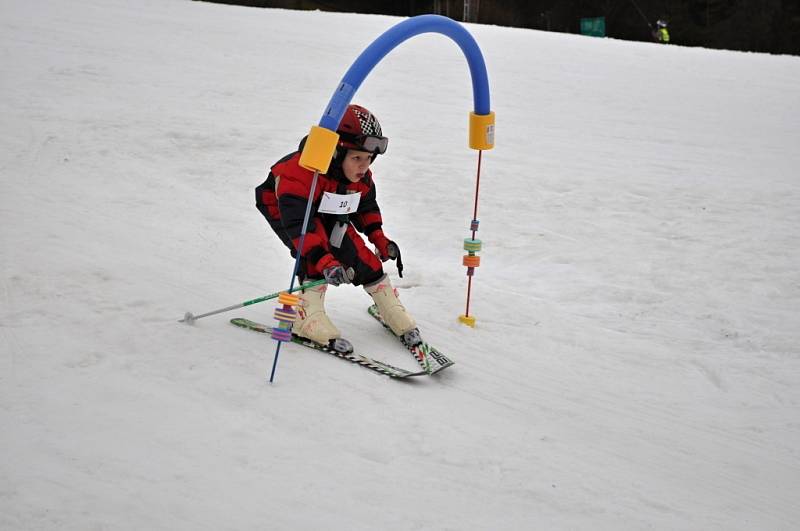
xmin=323 ymin=265 xmax=354 ymax=286
xmin=385 ymin=241 xmax=400 ymax=260
xmin=371 ymin=234 xmax=404 ymax=278
xmin=376 ymin=238 xmax=400 ymax=261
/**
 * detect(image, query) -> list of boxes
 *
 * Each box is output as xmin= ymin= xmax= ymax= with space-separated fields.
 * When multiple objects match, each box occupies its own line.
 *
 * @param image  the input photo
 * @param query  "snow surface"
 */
xmin=2 ymin=0 xmax=800 ymax=529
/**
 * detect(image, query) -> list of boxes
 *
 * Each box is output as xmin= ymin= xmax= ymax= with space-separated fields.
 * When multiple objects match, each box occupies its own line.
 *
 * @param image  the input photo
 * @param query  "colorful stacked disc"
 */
xmin=463 ymin=236 xmax=482 ymax=276
xmin=271 ymin=292 xmax=300 ymax=343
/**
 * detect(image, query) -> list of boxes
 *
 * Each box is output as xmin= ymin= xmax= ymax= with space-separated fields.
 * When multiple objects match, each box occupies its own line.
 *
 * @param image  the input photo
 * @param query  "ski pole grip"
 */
xmin=299 ymin=126 xmax=339 ymax=174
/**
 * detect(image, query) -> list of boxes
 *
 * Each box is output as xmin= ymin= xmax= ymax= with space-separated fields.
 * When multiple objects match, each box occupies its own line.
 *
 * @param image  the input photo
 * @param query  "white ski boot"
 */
xmin=294 ymin=283 xmax=353 ymax=353
xmin=364 ymin=274 xmax=422 ymax=346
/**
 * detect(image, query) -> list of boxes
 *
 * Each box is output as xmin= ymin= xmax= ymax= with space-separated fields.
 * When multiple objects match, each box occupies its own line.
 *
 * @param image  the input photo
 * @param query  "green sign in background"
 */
xmin=580 ymin=17 xmax=606 ymax=37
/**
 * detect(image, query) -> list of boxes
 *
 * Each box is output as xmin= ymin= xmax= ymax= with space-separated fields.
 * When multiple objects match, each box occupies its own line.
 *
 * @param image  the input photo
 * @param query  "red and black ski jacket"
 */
xmin=255 ymin=151 xmax=390 ymax=271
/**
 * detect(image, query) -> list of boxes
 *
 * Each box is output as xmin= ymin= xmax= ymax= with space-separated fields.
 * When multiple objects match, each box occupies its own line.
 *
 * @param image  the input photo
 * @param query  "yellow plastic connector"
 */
xmin=277 ymin=292 xmax=300 ymax=307
xmin=469 ymin=111 xmax=495 ymax=150
xmin=299 ymin=125 xmax=339 ymax=173
xmin=458 ymin=314 xmax=477 ymax=327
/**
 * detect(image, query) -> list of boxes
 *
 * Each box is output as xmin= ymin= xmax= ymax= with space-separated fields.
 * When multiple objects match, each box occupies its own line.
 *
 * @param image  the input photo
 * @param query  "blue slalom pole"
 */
xmin=268 ymin=170 xmax=321 ymax=383
xmin=318 ymin=14 xmax=491 ymax=131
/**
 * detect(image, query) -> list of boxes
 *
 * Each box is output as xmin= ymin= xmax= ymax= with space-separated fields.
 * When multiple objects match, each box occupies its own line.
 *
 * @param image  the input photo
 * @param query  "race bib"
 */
xmin=318 ymin=191 xmax=361 ymax=214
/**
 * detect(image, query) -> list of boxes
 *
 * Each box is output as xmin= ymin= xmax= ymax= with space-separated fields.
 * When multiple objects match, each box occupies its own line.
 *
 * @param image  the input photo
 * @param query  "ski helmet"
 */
xmin=656 ymin=19 xmax=668 ymax=28
xmin=336 ymin=104 xmax=388 ymax=155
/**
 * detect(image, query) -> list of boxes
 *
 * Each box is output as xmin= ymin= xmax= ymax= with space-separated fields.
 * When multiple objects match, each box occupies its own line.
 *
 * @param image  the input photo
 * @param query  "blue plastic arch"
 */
xmin=318 ymin=14 xmax=491 ymax=132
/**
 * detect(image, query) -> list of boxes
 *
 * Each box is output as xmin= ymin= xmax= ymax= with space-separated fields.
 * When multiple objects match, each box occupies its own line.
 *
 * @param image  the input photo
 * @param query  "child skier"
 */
xmin=255 ymin=104 xmax=421 ymax=354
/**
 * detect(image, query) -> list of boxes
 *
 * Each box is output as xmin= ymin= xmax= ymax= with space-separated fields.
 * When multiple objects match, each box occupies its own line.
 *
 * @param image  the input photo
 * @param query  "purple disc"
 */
xmin=271 ymin=328 xmax=292 ymax=342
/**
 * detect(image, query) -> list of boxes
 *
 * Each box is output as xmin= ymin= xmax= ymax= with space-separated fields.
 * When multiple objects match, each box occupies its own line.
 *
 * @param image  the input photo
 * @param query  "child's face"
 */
xmin=341 ymin=150 xmax=373 ymax=183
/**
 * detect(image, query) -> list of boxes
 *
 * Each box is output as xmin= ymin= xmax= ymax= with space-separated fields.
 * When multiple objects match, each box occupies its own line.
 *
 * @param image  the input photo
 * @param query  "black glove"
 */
xmin=385 ymin=241 xmax=400 ymax=260
xmin=374 ymin=238 xmax=404 ymax=278
xmin=386 ymin=242 xmax=403 ymax=279
xmin=323 ymin=265 xmax=354 ymax=286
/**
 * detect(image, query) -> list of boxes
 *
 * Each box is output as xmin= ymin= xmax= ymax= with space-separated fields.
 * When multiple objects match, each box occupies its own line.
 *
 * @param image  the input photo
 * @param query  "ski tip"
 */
xmin=427 ymin=361 xmax=455 ymax=375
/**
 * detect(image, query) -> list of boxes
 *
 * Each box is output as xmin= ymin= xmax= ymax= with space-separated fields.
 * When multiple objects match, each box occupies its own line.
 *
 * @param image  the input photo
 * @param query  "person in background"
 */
xmin=653 ymin=19 xmax=670 ymax=44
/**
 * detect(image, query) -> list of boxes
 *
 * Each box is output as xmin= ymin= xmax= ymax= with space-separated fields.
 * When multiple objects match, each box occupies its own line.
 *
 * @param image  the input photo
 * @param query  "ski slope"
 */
xmin=2 ymin=0 xmax=800 ymax=529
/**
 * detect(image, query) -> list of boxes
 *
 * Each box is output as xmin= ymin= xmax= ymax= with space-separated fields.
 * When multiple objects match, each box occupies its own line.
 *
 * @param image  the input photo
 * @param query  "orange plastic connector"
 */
xmin=462 ymin=255 xmax=481 ymax=268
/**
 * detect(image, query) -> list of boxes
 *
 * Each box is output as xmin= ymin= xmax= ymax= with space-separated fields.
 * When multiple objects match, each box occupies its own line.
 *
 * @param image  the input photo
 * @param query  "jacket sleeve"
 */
xmin=352 ymin=178 xmax=388 ymax=247
xmin=275 ymin=171 xmax=336 ymax=269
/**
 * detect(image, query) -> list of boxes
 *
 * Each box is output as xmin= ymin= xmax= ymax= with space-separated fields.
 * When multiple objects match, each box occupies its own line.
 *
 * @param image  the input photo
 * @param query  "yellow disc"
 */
xmin=278 ymin=292 xmax=300 ymax=306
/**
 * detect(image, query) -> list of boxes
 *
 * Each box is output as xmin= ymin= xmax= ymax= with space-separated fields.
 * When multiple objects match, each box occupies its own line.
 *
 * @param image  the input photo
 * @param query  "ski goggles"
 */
xmin=342 ymin=134 xmax=389 ymax=154
xmin=358 ymin=135 xmax=388 ymax=154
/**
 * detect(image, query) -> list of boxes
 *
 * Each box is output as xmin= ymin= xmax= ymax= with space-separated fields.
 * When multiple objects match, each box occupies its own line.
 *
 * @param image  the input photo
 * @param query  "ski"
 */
xmin=230 ymin=318 xmax=427 ymax=379
xmin=367 ymin=305 xmax=455 ymax=375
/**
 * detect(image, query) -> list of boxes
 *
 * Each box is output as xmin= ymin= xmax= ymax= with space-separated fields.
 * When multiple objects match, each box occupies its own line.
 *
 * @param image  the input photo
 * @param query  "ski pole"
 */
xmin=179 ymin=278 xmax=326 ymax=324
xmin=628 ymin=0 xmax=654 ymax=30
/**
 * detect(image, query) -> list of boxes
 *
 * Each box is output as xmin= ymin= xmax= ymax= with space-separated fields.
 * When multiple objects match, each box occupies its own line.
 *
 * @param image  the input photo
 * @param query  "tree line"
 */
xmin=200 ymin=0 xmax=800 ymax=55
